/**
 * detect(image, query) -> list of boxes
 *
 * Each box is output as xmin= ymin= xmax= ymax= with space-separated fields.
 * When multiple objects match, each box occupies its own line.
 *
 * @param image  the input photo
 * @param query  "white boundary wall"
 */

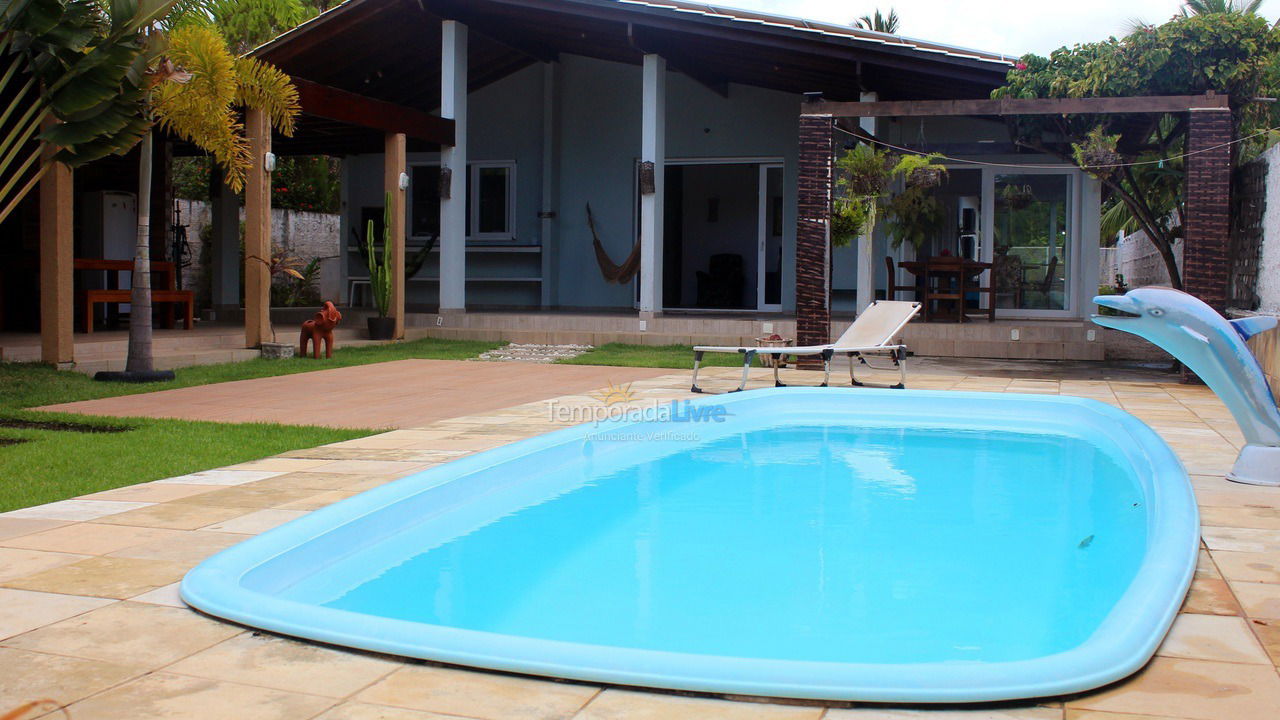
xmin=175 ymin=199 xmax=342 ymax=303
xmin=1099 ymin=231 xmax=1183 ymax=289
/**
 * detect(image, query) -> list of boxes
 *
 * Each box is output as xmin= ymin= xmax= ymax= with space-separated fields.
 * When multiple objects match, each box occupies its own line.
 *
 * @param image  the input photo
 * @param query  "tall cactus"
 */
xmin=366 ymin=191 xmax=394 ymax=317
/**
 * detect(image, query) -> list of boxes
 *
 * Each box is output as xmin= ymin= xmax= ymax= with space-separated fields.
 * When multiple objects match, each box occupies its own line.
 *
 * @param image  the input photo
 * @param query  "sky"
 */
xmin=712 ymin=1 xmax=1274 ymax=57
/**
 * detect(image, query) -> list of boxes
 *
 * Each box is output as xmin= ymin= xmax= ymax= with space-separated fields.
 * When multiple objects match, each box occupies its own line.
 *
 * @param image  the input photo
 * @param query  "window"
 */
xmin=471 ymin=163 xmax=514 ymax=240
xmin=410 ymin=165 xmax=441 ymax=239
xmin=408 ymin=162 xmax=515 ymax=242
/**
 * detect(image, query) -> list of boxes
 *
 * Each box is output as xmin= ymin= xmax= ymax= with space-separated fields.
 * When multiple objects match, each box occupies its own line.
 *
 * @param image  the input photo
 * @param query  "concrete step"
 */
xmin=72 ymin=347 xmax=262 ymax=375
xmin=419 ymin=324 xmax=1105 ymax=361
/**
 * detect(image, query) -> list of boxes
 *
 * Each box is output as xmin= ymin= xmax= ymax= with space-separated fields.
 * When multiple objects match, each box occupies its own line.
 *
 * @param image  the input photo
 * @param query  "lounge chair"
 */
xmin=690 ymin=300 xmax=922 ymax=393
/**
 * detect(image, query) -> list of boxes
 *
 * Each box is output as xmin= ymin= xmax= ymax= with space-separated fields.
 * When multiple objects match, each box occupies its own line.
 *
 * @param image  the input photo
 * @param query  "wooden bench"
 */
xmin=78 ymin=289 xmax=194 ymax=333
xmin=74 ymin=258 xmax=194 ymax=333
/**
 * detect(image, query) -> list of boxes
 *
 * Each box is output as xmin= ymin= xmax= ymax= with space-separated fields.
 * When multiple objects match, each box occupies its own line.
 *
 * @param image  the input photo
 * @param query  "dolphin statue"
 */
xmin=1092 ymin=287 xmax=1280 ymax=486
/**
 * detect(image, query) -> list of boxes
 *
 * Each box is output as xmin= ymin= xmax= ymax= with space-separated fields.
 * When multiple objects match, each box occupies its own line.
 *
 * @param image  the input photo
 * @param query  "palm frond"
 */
xmin=233 ymin=55 xmax=298 ymax=136
xmin=152 ymin=21 xmax=250 ymax=190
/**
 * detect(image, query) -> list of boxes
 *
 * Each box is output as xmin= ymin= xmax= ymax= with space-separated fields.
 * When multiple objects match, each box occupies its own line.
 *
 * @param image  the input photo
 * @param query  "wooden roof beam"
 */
xmin=292 ymin=77 xmax=455 ymax=146
xmin=806 ymin=93 xmax=1231 ymax=118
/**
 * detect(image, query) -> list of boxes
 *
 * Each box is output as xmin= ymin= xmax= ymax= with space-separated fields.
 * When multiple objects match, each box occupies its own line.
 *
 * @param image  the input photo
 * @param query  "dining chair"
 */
xmin=884 ymin=256 xmax=919 ymax=301
xmin=924 ymin=257 xmax=965 ymax=322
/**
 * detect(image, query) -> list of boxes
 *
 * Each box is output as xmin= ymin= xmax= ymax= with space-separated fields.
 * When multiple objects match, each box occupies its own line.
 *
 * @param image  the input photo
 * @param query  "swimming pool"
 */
xmin=182 ymin=388 xmax=1197 ymax=702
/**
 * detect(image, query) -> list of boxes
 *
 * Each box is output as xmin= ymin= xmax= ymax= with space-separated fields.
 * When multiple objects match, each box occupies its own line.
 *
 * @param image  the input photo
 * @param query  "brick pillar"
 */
xmin=1183 ymin=107 xmax=1233 ymax=312
xmin=795 ymin=113 xmax=832 ymax=369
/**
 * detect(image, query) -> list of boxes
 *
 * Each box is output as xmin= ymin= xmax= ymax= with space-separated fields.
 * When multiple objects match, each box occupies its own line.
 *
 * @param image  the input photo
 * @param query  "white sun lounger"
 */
xmin=690 ymin=300 xmax=922 ymax=393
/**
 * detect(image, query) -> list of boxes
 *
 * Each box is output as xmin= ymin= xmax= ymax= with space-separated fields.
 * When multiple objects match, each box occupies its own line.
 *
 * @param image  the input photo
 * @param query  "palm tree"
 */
xmin=1181 ymin=0 xmax=1264 ymax=14
xmin=124 ymin=19 xmax=297 ymax=375
xmin=0 ymin=0 xmax=177 ymax=224
xmin=855 ymin=8 xmax=900 ymax=34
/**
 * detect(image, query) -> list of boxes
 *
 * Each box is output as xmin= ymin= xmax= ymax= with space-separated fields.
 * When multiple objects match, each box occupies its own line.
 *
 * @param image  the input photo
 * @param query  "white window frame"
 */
xmin=407 ymin=160 xmax=517 ymax=243
xmin=469 ymin=161 xmax=517 ymax=242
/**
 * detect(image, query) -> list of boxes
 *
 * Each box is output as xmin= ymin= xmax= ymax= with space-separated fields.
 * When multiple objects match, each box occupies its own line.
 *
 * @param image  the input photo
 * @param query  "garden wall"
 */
xmin=174 ymin=199 xmax=342 ymax=308
xmin=1244 ymin=145 xmax=1280 ymax=399
xmin=1098 ymin=232 xmax=1183 ymax=289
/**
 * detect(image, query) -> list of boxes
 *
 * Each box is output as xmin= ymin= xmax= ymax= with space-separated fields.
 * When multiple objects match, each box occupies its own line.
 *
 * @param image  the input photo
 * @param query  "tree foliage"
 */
xmin=0 ymin=0 xmax=176 ymax=223
xmin=855 ymin=8 xmax=899 ymax=34
xmin=1182 ymin=0 xmax=1264 ymax=15
xmin=152 ymin=21 xmax=297 ymax=192
xmin=991 ymin=12 xmax=1280 ymax=288
xmin=207 ymin=0 xmax=307 ymax=52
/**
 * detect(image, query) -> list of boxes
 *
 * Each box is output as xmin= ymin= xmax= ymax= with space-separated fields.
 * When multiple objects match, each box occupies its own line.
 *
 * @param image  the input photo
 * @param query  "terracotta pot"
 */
xmin=367 ymin=316 xmax=395 ymax=340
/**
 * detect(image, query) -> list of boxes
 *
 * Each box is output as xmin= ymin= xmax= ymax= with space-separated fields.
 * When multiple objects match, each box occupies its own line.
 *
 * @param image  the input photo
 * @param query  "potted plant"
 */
xmin=366 ymin=192 xmax=396 ymax=340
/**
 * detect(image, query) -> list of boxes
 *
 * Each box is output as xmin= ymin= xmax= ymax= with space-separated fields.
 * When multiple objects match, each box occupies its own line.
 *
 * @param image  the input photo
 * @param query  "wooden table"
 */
xmin=74 ymin=258 xmax=192 ymax=332
xmin=74 ymin=258 xmax=178 ymax=291
xmin=899 ymin=257 xmax=993 ymax=323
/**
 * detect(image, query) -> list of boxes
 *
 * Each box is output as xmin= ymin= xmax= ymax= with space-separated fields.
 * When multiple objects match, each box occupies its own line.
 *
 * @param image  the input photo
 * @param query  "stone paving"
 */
xmin=476 ymin=343 xmax=595 ymax=363
xmin=2 ymin=362 xmax=1279 ymax=719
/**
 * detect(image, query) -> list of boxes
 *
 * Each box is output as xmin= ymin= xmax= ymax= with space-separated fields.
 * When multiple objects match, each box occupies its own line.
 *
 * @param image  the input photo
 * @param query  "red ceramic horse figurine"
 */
xmin=300 ymin=301 xmax=342 ymax=359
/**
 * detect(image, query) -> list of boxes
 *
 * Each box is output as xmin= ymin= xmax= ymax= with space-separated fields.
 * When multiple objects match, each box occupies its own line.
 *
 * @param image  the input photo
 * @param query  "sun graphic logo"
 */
xmin=594 ymin=380 xmax=637 ymax=406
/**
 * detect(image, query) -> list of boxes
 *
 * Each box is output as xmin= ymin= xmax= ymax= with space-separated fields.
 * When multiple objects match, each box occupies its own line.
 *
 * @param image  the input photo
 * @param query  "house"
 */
xmin=257 ymin=0 xmax=1095 ymax=317
xmin=12 ymin=0 xmax=1237 ymax=367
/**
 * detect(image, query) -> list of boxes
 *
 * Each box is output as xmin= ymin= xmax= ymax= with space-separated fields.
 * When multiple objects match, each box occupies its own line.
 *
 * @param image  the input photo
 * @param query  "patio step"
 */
xmin=71 ymin=347 xmax=263 ymax=375
xmin=410 ymin=314 xmax=1108 ymax=362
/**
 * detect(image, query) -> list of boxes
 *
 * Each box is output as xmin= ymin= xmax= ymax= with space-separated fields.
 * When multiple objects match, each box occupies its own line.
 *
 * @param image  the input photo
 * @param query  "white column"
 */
xmin=440 ymin=20 xmax=468 ymax=313
xmin=855 ymin=91 xmax=878 ymax=315
xmin=638 ymin=54 xmax=665 ymax=316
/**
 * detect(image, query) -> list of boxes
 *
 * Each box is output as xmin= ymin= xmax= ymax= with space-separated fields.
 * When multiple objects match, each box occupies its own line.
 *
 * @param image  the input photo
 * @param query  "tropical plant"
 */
xmin=273 ymin=256 xmax=321 ymax=306
xmin=992 ymin=12 xmax=1280 ymax=289
xmin=884 ymin=188 xmax=946 ymax=252
xmin=855 ymin=8 xmax=899 ymax=34
xmin=365 ymin=191 xmax=395 ymax=318
xmin=1182 ymin=0 xmax=1263 ymax=15
xmin=208 ymin=0 xmax=307 ymax=52
xmin=0 ymin=0 xmax=176 ymax=224
xmin=831 ymin=145 xmax=947 ymax=253
xmin=831 ymin=143 xmax=892 ymax=247
xmin=125 ymin=19 xmax=298 ymax=374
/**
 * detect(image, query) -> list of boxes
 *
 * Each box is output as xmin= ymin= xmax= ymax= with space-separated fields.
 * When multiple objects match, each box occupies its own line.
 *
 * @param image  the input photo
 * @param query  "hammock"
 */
xmin=587 ymin=203 xmax=642 ymax=284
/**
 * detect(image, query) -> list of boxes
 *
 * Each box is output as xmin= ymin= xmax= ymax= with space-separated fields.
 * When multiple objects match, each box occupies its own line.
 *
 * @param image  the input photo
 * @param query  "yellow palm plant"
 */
xmin=123 ymin=20 xmax=298 ymax=376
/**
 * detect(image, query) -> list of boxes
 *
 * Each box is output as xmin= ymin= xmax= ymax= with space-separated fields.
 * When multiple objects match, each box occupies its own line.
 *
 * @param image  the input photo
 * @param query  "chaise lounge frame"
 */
xmin=690 ymin=300 xmax=922 ymax=394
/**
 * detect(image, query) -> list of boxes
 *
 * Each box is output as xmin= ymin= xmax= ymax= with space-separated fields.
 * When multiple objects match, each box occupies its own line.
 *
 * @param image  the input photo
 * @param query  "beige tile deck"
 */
xmin=2 ymin=360 xmax=1279 ymax=719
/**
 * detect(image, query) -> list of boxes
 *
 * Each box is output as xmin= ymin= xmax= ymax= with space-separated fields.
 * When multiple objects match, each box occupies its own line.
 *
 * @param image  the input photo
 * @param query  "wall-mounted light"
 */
xmin=638 ymin=161 xmax=655 ymax=195
xmin=263 ymin=152 xmax=277 ymax=173
xmin=398 ymin=172 xmax=410 ymax=191
xmin=439 ymin=167 xmax=452 ymax=199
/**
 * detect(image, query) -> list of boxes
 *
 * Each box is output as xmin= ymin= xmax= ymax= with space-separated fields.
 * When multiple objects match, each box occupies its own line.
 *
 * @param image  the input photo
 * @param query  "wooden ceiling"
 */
xmin=251 ymin=0 xmax=1012 ymax=155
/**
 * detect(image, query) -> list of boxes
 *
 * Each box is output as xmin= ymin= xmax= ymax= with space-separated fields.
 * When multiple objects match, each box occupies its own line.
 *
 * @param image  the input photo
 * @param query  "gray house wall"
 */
xmin=341 ymin=54 xmax=800 ymax=312
xmin=343 ymin=63 xmax=547 ymax=309
xmin=338 ymin=55 xmax=1094 ymax=317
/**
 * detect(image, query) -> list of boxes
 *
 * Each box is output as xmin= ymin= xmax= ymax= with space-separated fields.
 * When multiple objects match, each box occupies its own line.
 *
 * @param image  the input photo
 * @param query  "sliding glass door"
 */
xmin=991 ymin=172 xmax=1073 ymax=314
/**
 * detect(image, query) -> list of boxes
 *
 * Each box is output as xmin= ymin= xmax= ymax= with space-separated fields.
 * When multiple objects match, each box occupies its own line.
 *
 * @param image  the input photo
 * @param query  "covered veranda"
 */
xmin=793 ymin=93 xmax=1236 ymax=350
xmin=20 ymin=0 xmax=1236 ymax=370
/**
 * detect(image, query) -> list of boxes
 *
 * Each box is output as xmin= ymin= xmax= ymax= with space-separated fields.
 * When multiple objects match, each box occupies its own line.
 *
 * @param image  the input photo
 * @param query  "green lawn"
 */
xmin=0 ymin=337 xmax=502 ymax=512
xmin=558 ymin=343 xmax=749 ymax=369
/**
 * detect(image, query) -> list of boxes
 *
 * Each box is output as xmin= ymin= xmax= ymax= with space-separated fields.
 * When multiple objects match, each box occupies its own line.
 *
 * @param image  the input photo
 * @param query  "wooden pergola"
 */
xmin=239 ymin=77 xmax=457 ymax=347
xmin=793 ymin=92 xmax=1235 ymax=351
xmin=34 ymin=60 xmax=459 ymax=363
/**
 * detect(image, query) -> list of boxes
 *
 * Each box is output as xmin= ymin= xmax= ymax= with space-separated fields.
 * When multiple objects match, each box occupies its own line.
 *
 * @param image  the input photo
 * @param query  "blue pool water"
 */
xmin=183 ymin=389 xmax=1197 ymax=702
